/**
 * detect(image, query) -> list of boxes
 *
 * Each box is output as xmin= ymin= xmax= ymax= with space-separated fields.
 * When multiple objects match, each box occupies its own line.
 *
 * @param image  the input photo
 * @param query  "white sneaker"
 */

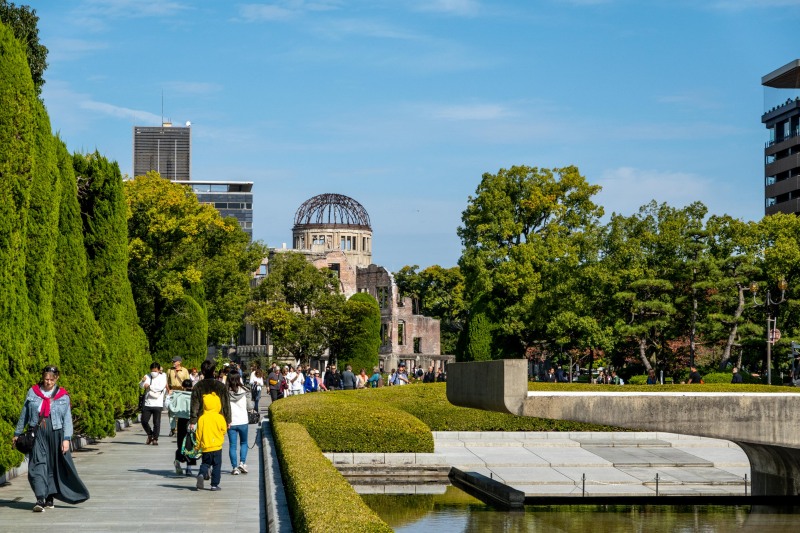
xmin=231 ymin=468 xmax=240 ymax=475
xmin=238 ymin=462 xmax=248 ymax=474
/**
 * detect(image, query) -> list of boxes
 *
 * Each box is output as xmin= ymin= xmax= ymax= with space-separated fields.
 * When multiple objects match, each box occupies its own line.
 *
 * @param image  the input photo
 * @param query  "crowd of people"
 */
xmin=11 ymin=356 xmax=446 ymax=508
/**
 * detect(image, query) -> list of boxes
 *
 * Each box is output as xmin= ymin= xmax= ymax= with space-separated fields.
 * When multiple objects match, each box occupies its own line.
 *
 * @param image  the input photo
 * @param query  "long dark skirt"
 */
xmin=28 ymin=418 xmax=90 ymax=504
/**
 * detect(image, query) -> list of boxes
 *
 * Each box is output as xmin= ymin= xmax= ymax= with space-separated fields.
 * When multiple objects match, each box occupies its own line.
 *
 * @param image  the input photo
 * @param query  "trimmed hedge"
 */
xmin=273 ymin=422 xmax=393 ymax=533
xmin=270 ymin=392 xmax=434 ymax=452
xmin=271 ymin=384 xmax=617 ymax=455
xmin=354 ymin=384 xmax=618 ymax=432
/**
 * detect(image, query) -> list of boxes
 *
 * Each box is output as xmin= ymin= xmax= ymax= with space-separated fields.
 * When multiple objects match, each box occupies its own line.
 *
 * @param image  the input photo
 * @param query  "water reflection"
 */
xmin=362 ymin=487 xmax=798 ymax=533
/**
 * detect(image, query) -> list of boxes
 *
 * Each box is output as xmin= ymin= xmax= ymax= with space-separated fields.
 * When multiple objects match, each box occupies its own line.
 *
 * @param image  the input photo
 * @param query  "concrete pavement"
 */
xmin=331 ymin=431 xmax=751 ymax=497
xmin=0 ymin=411 xmax=267 ymax=532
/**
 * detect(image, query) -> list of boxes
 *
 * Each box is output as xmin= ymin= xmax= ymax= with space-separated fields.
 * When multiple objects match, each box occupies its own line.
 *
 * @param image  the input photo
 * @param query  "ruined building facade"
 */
xmin=240 ymin=193 xmax=453 ymax=373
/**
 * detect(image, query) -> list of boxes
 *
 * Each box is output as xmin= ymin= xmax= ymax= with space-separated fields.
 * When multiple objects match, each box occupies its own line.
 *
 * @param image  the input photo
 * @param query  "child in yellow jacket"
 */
xmin=195 ymin=392 xmax=227 ymax=491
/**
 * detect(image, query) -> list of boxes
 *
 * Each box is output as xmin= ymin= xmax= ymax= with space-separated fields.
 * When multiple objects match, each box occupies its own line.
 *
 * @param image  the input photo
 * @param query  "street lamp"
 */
xmin=750 ymin=278 xmax=788 ymax=385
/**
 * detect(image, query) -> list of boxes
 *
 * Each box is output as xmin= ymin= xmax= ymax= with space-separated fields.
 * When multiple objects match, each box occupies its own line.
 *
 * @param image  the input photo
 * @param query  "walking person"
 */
xmin=226 ymin=371 xmax=251 ymax=475
xmin=341 ymin=365 xmax=357 ymax=390
xmin=194 ymin=389 xmax=227 ymax=492
xmin=140 ymin=362 xmax=168 ymax=445
xmin=13 ymin=365 xmax=90 ymax=512
xmin=287 ymin=364 xmax=304 ymax=396
xmin=268 ymin=365 xmax=282 ymax=401
xmin=323 ymin=363 xmax=342 ymax=390
xmin=356 ymin=368 xmax=369 ymax=389
xmin=249 ymin=366 xmax=264 ymax=411
xmin=189 ymin=360 xmax=232 ymax=429
xmin=166 ymin=356 xmax=190 ymax=437
xmin=168 ymin=379 xmax=197 ymax=476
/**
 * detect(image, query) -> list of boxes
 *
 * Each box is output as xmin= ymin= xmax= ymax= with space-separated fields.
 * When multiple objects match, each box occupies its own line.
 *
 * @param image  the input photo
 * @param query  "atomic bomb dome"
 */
xmin=291 ymin=193 xmax=373 ymax=267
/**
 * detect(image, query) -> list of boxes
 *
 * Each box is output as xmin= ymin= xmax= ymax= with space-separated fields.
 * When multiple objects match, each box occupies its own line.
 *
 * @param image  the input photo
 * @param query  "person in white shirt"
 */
xmin=249 ymin=367 xmax=264 ymax=411
xmin=140 ymin=362 xmax=168 ymax=445
xmin=287 ymin=365 xmax=305 ymax=395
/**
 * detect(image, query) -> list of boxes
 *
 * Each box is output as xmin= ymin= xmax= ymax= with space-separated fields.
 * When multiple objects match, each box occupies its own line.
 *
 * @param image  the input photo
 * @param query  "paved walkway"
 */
xmin=332 ymin=432 xmax=751 ymax=497
xmin=0 ymin=410 xmax=267 ymax=532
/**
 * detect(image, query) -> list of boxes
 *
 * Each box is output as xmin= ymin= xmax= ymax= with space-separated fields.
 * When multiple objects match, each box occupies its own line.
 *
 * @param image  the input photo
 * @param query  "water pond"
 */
xmin=362 ymin=486 xmax=798 ymax=533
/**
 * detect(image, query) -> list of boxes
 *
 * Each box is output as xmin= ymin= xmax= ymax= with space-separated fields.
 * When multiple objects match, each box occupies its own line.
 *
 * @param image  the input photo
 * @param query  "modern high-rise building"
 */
xmin=762 ymin=60 xmax=800 ymax=215
xmin=133 ymin=122 xmax=191 ymax=180
xmin=176 ymin=180 xmax=254 ymax=238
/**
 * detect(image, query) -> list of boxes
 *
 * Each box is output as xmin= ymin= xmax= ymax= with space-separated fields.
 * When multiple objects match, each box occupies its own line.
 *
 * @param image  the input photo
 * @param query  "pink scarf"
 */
xmin=32 ymin=384 xmax=69 ymax=418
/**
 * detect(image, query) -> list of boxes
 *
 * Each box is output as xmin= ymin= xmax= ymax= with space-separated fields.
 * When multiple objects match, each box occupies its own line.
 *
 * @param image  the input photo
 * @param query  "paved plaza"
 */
xmin=334 ymin=432 xmax=751 ymax=497
xmin=0 ymin=411 xmax=266 ymax=532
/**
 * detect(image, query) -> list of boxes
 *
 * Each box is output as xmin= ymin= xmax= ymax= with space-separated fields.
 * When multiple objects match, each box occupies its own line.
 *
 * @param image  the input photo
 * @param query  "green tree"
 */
xmin=338 ymin=293 xmax=381 ymax=372
xmin=0 ymin=20 xmax=35 ymax=473
xmin=24 ymin=100 xmax=60 ymax=373
xmin=201 ymin=217 xmax=266 ymax=345
xmin=74 ymin=152 xmax=150 ymax=415
xmin=700 ymin=215 xmax=761 ymax=371
xmin=125 ymin=172 xmax=226 ymax=351
xmin=464 ymin=309 xmax=492 ymax=361
xmin=458 ymin=165 xmax=603 ymax=358
xmin=0 ymin=1 xmax=47 ymax=95
xmin=154 ymin=294 xmax=208 ymax=370
xmin=246 ymin=252 xmax=338 ymax=364
xmin=52 ymin=140 xmax=115 ymax=437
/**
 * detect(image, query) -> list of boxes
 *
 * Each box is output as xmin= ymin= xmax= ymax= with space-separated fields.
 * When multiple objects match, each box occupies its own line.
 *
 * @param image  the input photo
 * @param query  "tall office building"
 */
xmin=133 ymin=122 xmax=191 ymax=180
xmin=176 ymin=180 xmax=254 ymax=239
xmin=762 ymin=60 xmax=800 ymax=215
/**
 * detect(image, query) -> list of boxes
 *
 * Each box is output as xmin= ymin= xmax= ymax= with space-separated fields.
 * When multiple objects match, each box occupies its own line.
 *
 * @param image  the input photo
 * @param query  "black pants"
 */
xmin=141 ymin=406 xmax=162 ymax=439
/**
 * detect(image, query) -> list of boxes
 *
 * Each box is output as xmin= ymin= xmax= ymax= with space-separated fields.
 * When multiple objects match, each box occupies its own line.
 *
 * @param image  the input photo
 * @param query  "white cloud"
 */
xmin=432 ymin=103 xmax=512 ymax=120
xmin=80 ymin=100 xmax=162 ymax=124
xmin=237 ymin=1 xmax=340 ymax=22
xmin=595 ymin=167 xmax=719 ymax=217
xmin=46 ymin=38 xmax=108 ymax=62
xmin=414 ymin=0 xmax=481 ymax=17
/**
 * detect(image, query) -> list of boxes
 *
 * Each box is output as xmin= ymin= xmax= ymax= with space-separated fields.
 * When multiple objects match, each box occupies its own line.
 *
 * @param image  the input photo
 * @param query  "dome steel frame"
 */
xmin=293 ymin=193 xmax=371 ymax=230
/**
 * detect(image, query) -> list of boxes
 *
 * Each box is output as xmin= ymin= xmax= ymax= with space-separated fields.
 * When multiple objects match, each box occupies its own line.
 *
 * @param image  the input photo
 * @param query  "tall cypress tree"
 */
xmin=0 ymin=21 xmax=35 ymax=473
xmin=339 ymin=293 xmax=381 ymax=373
xmin=24 ymin=99 xmax=60 ymax=373
xmin=52 ymin=141 xmax=115 ymax=437
xmin=75 ymin=152 xmax=150 ymax=415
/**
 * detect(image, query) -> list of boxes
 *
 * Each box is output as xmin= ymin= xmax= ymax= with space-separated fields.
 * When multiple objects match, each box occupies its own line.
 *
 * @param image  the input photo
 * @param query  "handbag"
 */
xmin=181 ymin=430 xmax=202 ymax=459
xmin=15 ymin=426 xmax=37 ymax=455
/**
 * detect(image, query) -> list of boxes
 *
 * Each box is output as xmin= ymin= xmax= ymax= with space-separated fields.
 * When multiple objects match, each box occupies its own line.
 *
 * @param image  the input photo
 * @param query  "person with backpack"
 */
xmin=226 ymin=371 xmax=251 ymax=476
xmin=189 ymin=360 xmax=231 ymax=432
xmin=368 ymin=367 xmax=383 ymax=388
xmin=168 ymin=379 xmax=196 ymax=476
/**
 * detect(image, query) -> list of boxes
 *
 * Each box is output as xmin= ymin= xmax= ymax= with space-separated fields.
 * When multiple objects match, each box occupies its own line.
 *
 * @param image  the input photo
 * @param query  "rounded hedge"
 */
xmin=269 ymin=391 xmax=434 ymax=453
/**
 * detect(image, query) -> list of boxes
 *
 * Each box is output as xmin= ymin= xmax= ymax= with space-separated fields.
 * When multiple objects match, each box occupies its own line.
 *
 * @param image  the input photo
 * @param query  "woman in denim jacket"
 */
xmin=13 ymin=365 xmax=90 ymax=512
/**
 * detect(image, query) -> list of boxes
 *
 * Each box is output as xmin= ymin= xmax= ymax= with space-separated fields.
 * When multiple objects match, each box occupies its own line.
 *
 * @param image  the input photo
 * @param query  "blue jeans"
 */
xmin=199 ymin=449 xmax=222 ymax=487
xmin=227 ymin=424 xmax=248 ymax=468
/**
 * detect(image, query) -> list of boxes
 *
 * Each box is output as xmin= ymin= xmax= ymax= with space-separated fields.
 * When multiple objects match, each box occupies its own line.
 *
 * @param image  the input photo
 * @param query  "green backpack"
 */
xmin=181 ymin=430 xmax=202 ymax=459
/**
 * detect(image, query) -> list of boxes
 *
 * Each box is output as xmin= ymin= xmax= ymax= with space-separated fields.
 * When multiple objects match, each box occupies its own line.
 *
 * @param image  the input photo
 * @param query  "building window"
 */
xmin=397 ymin=321 xmax=405 ymax=346
xmin=413 ymin=337 xmax=422 ymax=354
xmin=377 ymin=286 xmax=389 ymax=309
xmin=380 ymin=323 xmax=390 ymax=346
xmin=328 ymin=263 xmax=340 ymax=278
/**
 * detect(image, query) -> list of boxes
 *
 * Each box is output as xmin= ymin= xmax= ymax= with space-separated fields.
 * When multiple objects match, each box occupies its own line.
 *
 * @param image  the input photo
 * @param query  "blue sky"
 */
xmin=32 ymin=0 xmax=800 ymax=270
